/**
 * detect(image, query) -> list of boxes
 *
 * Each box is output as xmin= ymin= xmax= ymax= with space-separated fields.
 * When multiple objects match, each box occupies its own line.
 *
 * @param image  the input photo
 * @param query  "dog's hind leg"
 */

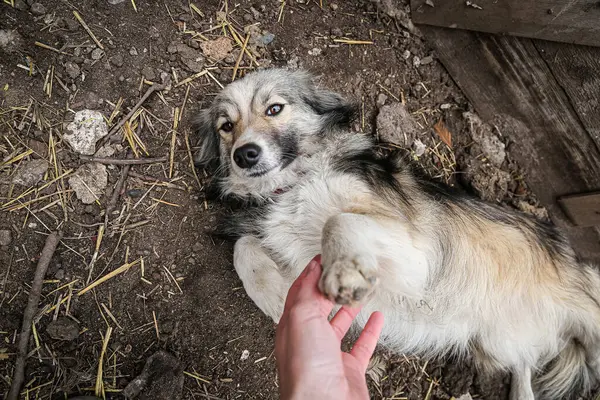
xmin=234 ymin=236 xmax=290 ymax=323
xmin=510 ymin=366 xmax=535 ymax=400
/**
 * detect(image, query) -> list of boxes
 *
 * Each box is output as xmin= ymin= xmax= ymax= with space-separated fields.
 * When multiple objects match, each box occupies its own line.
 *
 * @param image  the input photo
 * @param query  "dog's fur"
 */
xmin=193 ymin=68 xmax=600 ymax=400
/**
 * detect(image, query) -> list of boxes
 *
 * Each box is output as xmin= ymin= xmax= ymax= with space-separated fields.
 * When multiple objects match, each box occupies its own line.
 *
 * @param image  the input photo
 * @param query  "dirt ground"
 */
xmin=0 ymin=0 xmax=576 ymax=399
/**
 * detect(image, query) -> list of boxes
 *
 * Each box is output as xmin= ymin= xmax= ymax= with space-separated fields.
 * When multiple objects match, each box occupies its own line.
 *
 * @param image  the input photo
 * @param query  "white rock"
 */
xmin=456 ymin=394 xmax=473 ymax=400
xmin=12 ymin=159 xmax=48 ymax=186
xmin=64 ymin=110 xmax=108 ymax=155
xmin=69 ymin=163 xmax=108 ymax=204
xmin=240 ymin=350 xmax=250 ymax=361
xmin=413 ymin=138 xmax=427 ymax=157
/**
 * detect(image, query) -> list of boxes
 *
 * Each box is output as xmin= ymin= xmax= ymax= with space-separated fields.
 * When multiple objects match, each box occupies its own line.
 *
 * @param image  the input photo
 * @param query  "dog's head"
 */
xmin=193 ymin=69 xmax=356 ymax=198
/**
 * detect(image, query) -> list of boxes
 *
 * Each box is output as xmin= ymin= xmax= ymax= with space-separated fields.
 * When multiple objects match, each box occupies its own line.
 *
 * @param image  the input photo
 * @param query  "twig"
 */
xmin=99 ymin=77 xmax=171 ymax=147
xmin=104 ymin=161 xmax=131 ymax=228
xmin=80 ymin=155 xmax=167 ymax=165
xmin=7 ymin=231 xmax=62 ymax=400
xmin=73 ymin=11 xmax=104 ymax=50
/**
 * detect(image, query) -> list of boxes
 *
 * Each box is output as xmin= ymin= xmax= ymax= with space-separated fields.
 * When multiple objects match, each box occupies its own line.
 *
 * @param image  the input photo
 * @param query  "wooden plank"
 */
xmin=418 ymin=26 xmax=600 ymax=263
xmin=411 ymin=0 xmax=600 ymax=48
xmin=534 ymin=40 xmax=600 ymax=150
xmin=559 ymin=192 xmax=600 ymax=227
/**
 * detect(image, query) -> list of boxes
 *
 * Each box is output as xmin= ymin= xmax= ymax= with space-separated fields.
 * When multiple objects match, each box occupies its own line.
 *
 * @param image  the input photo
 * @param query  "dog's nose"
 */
xmin=233 ymin=143 xmax=262 ymax=169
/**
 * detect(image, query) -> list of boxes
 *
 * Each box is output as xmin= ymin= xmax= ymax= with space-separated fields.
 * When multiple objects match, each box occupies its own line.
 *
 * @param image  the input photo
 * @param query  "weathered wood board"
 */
xmin=559 ymin=192 xmax=600 ymax=227
xmin=534 ymin=40 xmax=600 ymax=150
xmin=418 ymin=26 xmax=600 ymax=262
xmin=411 ymin=0 xmax=600 ymax=48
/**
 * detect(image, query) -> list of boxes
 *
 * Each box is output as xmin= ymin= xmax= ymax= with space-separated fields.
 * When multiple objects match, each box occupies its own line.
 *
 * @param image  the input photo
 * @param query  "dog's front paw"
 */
xmin=319 ymin=254 xmax=378 ymax=306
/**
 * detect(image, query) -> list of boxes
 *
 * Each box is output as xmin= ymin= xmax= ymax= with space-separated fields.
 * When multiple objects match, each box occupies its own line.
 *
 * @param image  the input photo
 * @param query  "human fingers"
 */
xmin=329 ymin=305 xmax=362 ymax=341
xmin=349 ymin=311 xmax=384 ymax=371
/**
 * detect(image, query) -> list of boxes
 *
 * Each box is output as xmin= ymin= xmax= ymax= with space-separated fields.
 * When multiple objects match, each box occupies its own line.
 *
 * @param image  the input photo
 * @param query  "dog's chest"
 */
xmin=259 ymin=170 xmax=371 ymax=271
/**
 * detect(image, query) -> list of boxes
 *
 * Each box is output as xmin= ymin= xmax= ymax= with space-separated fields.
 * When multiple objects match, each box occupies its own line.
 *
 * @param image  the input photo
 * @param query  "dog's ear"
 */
xmin=304 ymin=87 xmax=358 ymax=130
xmin=192 ymin=109 xmax=220 ymax=169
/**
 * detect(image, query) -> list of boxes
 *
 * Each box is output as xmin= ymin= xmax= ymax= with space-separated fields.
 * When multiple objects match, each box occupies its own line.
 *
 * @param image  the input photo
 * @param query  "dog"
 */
xmin=193 ymin=68 xmax=600 ymax=400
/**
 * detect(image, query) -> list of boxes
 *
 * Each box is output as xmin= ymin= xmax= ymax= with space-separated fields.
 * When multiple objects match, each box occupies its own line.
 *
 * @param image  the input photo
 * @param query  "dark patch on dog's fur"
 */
xmin=302 ymin=90 xmax=358 ymax=133
xmin=331 ymin=147 xmax=414 ymax=212
xmin=192 ymin=109 xmax=220 ymax=170
xmin=278 ymin=133 xmax=299 ymax=169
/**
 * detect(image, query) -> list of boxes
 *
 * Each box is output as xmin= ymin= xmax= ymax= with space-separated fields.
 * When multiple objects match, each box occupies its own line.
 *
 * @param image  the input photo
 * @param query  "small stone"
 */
xmin=129 ymin=46 xmax=138 ymax=56
xmin=425 ymin=0 xmax=435 ymax=6
xmin=54 ymin=269 xmax=65 ymax=280
xmin=108 ymin=0 xmax=125 ymax=3
xmin=413 ymin=138 xmax=427 ymax=157
xmin=30 ymin=2 xmax=46 ymax=15
xmin=27 ymin=139 xmax=48 ymax=158
xmin=12 ymin=159 xmax=49 ymax=186
xmin=64 ymin=110 xmax=108 ymax=155
xmin=376 ymin=93 xmax=388 ymax=108
xmin=420 ymin=55 xmax=434 ymax=65
xmin=0 ymin=230 xmax=12 ymax=246
xmin=440 ymin=103 xmax=452 ymax=110
xmin=64 ymin=61 xmax=80 ymax=79
xmin=91 ymin=48 xmax=104 ymax=60
xmin=240 ymin=350 xmax=250 ymax=361
xmin=109 ymin=54 xmax=124 ymax=67
xmin=127 ymin=189 xmax=143 ymax=198
xmin=250 ymin=6 xmax=261 ymax=19
xmin=330 ymin=28 xmax=343 ymax=37
xmin=243 ymin=13 xmax=253 ymax=22
xmin=308 ymin=47 xmax=322 ymax=56
xmin=123 ymin=351 xmax=184 ymax=400
xmin=259 ymin=32 xmax=275 ymax=46
xmin=402 ymin=50 xmax=411 ymax=60
xmin=47 ymin=317 xmax=79 ymax=341
xmin=413 ymin=56 xmax=421 ymax=67
xmin=377 ymin=104 xmax=422 ymax=147
xmin=187 ymin=257 xmax=195 ymax=264
xmin=167 ymin=42 xmax=179 ymax=54
xmin=69 ymin=163 xmax=108 ymax=204
xmin=12 ymin=0 xmax=28 ymax=10
xmin=330 ymin=3 xmax=338 ymax=10
xmin=200 ymin=37 xmax=233 ymax=61
xmin=118 ymin=75 xmax=125 ymax=82
xmin=141 ymin=65 xmax=156 ymax=81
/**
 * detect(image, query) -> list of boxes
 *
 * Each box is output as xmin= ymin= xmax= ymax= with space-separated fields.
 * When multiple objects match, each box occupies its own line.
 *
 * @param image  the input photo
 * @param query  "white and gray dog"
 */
xmin=193 ymin=68 xmax=600 ymax=400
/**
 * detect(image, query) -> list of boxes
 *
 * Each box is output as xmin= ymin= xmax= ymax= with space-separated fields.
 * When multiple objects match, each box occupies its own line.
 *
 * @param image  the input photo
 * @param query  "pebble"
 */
xmin=376 ymin=93 xmax=388 ymax=108
xmin=243 ymin=13 xmax=253 ymax=22
xmin=402 ymin=50 xmax=411 ymax=60
xmin=420 ymin=55 xmax=434 ymax=65
xmin=47 ymin=317 xmax=80 ymax=341
xmin=54 ymin=269 xmax=65 ymax=280
xmin=109 ymin=54 xmax=124 ymax=67
xmin=64 ymin=109 xmax=108 ymax=155
xmin=330 ymin=27 xmax=343 ymax=37
xmin=440 ymin=103 xmax=452 ymax=110
xmin=69 ymin=163 xmax=108 ymax=204
xmin=91 ymin=48 xmax=104 ymax=60
xmin=12 ymin=159 xmax=49 ymax=186
xmin=13 ymin=0 xmax=28 ymax=10
xmin=142 ymin=65 xmax=156 ymax=81
xmin=30 ymin=2 xmax=46 ymax=15
xmin=129 ymin=46 xmax=138 ymax=56
xmin=64 ymin=61 xmax=81 ymax=79
xmin=107 ymin=0 xmax=125 ymax=3
xmin=330 ymin=3 xmax=338 ymax=10
xmin=412 ymin=56 xmax=421 ymax=67
xmin=0 ymin=230 xmax=12 ymax=246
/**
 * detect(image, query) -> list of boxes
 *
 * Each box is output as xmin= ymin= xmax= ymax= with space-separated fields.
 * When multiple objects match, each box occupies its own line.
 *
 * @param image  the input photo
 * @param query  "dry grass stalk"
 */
xmin=169 ymin=108 xmax=179 ymax=178
xmin=78 ymin=258 xmax=141 ymax=296
xmin=95 ymin=326 xmax=113 ymax=397
xmin=73 ymin=11 xmax=104 ymax=49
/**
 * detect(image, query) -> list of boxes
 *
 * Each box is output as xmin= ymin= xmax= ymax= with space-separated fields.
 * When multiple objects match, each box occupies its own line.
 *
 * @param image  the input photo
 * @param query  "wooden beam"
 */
xmin=418 ymin=26 xmax=600 ymax=263
xmin=411 ymin=0 xmax=600 ymax=48
xmin=559 ymin=192 xmax=600 ymax=227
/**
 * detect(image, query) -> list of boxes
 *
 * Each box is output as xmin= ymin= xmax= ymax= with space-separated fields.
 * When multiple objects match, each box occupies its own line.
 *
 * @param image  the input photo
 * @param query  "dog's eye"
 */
xmin=220 ymin=122 xmax=234 ymax=132
xmin=266 ymin=104 xmax=284 ymax=116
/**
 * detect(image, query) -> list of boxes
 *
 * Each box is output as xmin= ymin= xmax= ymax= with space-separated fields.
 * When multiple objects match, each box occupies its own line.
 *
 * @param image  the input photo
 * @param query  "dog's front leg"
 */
xmin=319 ymin=213 xmax=385 ymax=306
xmin=234 ymin=236 xmax=289 ymax=323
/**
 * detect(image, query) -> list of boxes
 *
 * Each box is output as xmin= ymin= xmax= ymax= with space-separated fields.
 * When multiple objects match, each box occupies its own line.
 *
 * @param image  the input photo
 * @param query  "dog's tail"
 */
xmin=536 ymin=263 xmax=600 ymax=399
xmin=535 ymin=340 xmax=593 ymax=400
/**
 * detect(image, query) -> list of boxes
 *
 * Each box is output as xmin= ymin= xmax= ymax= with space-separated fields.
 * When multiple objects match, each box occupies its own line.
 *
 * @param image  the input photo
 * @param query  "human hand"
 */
xmin=275 ymin=256 xmax=384 ymax=400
